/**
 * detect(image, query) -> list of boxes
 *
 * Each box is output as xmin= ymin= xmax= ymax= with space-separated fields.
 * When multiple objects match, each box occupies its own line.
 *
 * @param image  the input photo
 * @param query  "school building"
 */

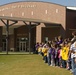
xmin=0 ymin=1 xmax=76 ymax=52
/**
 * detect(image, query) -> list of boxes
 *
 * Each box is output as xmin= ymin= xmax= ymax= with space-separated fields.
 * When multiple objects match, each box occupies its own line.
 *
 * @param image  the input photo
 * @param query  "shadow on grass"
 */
xmin=0 ymin=51 xmax=34 ymax=55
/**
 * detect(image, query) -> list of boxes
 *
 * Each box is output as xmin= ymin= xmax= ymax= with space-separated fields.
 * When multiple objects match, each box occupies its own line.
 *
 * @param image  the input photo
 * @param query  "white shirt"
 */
xmin=70 ymin=41 xmax=76 ymax=58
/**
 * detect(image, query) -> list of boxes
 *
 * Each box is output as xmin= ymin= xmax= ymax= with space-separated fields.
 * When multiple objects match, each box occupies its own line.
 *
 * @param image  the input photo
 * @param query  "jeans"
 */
xmin=51 ymin=55 xmax=55 ymax=66
xmin=44 ymin=55 xmax=47 ymax=63
xmin=47 ymin=55 xmax=51 ymax=65
xmin=62 ymin=59 xmax=66 ymax=68
xmin=71 ymin=58 xmax=76 ymax=75
xmin=55 ymin=58 xmax=60 ymax=66
xmin=71 ymin=58 xmax=74 ymax=73
xmin=73 ymin=58 xmax=76 ymax=75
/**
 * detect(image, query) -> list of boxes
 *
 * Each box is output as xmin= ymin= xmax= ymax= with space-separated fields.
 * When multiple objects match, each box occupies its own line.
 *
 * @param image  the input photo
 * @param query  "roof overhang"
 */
xmin=0 ymin=16 xmax=52 ymax=24
xmin=0 ymin=16 xmax=60 ymax=54
xmin=67 ymin=7 xmax=76 ymax=10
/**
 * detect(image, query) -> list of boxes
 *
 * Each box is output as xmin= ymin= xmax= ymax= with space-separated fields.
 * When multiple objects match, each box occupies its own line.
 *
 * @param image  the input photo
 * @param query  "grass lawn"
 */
xmin=0 ymin=53 xmax=71 ymax=75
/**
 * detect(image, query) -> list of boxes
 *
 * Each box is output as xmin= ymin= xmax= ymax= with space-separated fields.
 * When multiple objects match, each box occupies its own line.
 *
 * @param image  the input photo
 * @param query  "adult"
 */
xmin=70 ymin=41 xmax=76 ymax=75
xmin=71 ymin=31 xmax=76 ymax=44
xmin=69 ymin=31 xmax=76 ymax=75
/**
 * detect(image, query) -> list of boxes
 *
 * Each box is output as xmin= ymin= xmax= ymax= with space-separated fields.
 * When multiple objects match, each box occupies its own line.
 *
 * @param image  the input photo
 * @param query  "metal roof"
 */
xmin=67 ymin=7 xmax=76 ymax=10
xmin=0 ymin=16 xmax=52 ymax=23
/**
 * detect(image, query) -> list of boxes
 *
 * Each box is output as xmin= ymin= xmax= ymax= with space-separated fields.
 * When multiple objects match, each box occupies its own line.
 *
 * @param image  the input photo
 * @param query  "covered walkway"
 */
xmin=0 ymin=16 xmax=59 ymax=54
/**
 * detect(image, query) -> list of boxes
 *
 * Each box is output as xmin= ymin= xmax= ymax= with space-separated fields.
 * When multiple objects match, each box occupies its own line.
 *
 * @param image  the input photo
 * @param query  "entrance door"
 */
xmin=2 ymin=42 xmax=6 ymax=51
xmin=19 ymin=41 xmax=26 ymax=51
xmin=16 ymin=37 xmax=28 ymax=52
xmin=2 ymin=38 xmax=6 ymax=51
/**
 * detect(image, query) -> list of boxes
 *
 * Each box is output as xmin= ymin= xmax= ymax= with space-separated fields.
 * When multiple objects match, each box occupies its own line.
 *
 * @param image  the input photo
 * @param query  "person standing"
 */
xmin=71 ymin=31 xmax=76 ymax=44
xmin=69 ymin=31 xmax=76 ymax=75
xmin=42 ymin=45 xmax=48 ymax=63
xmin=70 ymin=41 xmax=76 ymax=75
xmin=61 ymin=42 xmax=69 ymax=68
xmin=47 ymin=45 xmax=51 ymax=66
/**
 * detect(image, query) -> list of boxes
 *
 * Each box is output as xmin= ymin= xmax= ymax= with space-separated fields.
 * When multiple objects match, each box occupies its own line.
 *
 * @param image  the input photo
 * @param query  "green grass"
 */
xmin=0 ymin=53 xmax=71 ymax=75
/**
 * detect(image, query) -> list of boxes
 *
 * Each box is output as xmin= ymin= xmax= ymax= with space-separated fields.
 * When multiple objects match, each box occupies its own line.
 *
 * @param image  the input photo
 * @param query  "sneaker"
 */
xmin=66 ymin=67 xmax=70 ymax=70
xmin=70 ymin=69 xmax=73 ymax=74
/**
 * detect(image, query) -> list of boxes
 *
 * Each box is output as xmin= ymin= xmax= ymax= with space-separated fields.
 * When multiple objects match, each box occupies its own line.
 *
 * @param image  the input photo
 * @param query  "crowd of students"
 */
xmin=34 ymin=31 xmax=76 ymax=75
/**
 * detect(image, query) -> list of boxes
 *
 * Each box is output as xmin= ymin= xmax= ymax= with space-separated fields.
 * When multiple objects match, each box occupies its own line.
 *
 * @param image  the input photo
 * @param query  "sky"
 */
xmin=0 ymin=0 xmax=76 ymax=7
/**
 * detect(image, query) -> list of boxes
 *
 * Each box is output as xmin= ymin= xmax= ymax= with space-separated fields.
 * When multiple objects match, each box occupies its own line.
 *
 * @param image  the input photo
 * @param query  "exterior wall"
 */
xmin=66 ymin=9 xmax=76 ymax=38
xmin=42 ymin=27 xmax=60 ymax=42
xmin=16 ymin=26 xmax=29 ymax=37
xmin=13 ymin=25 xmax=36 ymax=51
xmin=15 ymin=26 xmax=29 ymax=51
xmin=0 ymin=1 xmax=67 ymax=50
xmin=0 ymin=2 xmax=66 ymax=29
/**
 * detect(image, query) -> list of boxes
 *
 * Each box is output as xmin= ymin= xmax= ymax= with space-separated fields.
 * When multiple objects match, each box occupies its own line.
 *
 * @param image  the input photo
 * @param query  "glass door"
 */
xmin=19 ymin=41 xmax=26 ymax=51
xmin=16 ymin=37 xmax=28 ymax=52
xmin=2 ymin=39 xmax=6 ymax=51
xmin=2 ymin=42 xmax=6 ymax=51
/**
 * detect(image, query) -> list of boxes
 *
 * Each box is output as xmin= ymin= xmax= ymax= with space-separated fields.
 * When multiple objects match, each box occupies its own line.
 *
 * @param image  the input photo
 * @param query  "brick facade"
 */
xmin=0 ymin=2 xmax=75 ymax=51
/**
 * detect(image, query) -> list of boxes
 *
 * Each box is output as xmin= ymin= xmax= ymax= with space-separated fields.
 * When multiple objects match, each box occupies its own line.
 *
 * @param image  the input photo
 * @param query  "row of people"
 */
xmin=34 ymin=32 xmax=76 ymax=75
xmin=37 ymin=40 xmax=71 ymax=69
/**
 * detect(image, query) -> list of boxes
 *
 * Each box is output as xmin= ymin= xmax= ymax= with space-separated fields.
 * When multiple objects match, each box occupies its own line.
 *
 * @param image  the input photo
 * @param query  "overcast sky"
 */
xmin=0 ymin=0 xmax=76 ymax=6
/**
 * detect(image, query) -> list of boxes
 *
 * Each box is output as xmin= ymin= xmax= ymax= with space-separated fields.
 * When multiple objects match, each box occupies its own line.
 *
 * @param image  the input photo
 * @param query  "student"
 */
xmin=47 ymin=45 xmax=51 ymax=66
xmin=61 ymin=42 xmax=69 ymax=68
xmin=50 ymin=44 xmax=56 ymax=66
xmin=42 ymin=45 xmax=48 ymax=63
xmin=58 ymin=46 xmax=62 ymax=67
xmin=54 ymin=44 xmax=60 ymax=66
xmin=35 ymin=42 xmax=39 ymax=54
xmin=38 ymin=45 xmax=42 ymax=55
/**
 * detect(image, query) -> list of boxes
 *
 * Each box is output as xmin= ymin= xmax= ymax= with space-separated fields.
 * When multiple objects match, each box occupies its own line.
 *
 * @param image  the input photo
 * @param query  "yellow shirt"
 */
xmin=42 ymin=47 xmax=48 ymax=56
xmin=38 ymin=47 xmax=42 ymax=52
xmin=61 ymin=47 xmax=69 ymax=60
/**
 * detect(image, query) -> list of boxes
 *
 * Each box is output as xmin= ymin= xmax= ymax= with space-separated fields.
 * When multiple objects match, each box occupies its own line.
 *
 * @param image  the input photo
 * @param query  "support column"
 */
xmin=0 ymin=27 xmax=2 ymax=52
xmin=36 ymin=23 xmax=45 ymax=43
xmin=6 ymin=20 xmax=9 ymax=55
xmin=28 ymin=22 xmax=31 ymax=54
xmin=36 ymin=25 xmax=42 ymax=43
